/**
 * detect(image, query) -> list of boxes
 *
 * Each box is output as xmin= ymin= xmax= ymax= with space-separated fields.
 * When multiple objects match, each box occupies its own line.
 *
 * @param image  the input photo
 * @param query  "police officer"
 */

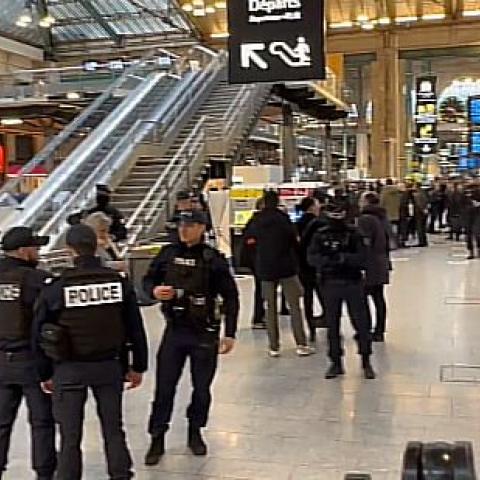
xmin=88 ymin=184 xmax=128 ymax=242
xmin=0 ymin=227 xmax=56 ymax=480
xmin=33 ymin=224 xmax=148 ymax=480
xmin=165 ymin=190 xmax=194 ymax=243
xmin=307 ymin=201 xmax=376 ymax=380
xmin=143 ymin=210 xmax=239 ymax=465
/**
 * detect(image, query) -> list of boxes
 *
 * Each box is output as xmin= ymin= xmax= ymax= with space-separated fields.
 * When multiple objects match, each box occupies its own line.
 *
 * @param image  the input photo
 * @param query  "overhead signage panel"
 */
xmin=228 ymin=0 xmax=326 ymax=84
xmin=414 ymin=76 xmax=438 ymax=156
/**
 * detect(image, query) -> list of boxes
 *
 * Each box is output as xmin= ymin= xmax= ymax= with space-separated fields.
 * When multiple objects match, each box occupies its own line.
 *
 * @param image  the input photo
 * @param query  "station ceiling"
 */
xmin=177 ymin=0 xmax=480 ymax=40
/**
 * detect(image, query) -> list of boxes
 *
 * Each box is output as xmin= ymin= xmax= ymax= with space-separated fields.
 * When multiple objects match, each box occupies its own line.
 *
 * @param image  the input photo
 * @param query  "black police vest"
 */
xmin=58 ymin=269 xmax=125 ymax=359
xmin=163 ymin=248 xmax=215 ymax=331
xmin=0 ymin=268 xmax=31 ymax=340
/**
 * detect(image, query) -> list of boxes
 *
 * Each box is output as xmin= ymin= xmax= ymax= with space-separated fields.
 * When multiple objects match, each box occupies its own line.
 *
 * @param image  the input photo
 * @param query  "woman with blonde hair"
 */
xmin=83 ymin=211 xmax=124 ymax=270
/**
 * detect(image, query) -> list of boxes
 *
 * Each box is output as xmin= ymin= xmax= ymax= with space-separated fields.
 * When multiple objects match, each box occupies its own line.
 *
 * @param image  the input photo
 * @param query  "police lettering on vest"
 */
xmin=57 ymin=270 xmax=126 ymax=360
xmin=0 ymin=269 xmax=30 ymax=340
xmin=0 ymin=284 xmax=21 ymax=301
xmin=64 ymin=282 xmax=123 ymax=308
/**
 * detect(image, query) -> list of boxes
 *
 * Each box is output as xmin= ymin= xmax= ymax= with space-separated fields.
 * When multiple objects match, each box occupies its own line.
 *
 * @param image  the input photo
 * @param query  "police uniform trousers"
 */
xmin=321 ymin=280 xmax=372 ymax=361
xmin=52 ymin=359 xmax=133 ymax=480
xmin=0 ymin=352 xmax=56 ymax=479
xmin=148 ymin=326 xmax=218 ymax=436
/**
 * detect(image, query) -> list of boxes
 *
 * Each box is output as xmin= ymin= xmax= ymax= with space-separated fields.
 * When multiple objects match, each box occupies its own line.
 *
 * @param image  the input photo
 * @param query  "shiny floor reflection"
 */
xmin=5 ymin=241 xmax=480 ymax=479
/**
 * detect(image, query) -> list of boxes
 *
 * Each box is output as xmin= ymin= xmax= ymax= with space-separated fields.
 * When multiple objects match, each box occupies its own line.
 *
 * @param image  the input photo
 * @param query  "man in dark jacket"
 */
xmin=0 ymin=227 xmax=56 ymax=480
xmin=358 ymin=193 xmax=391 ymax=342
xmin=243 ymin=197 xmax=266 ymax=329
xmin=296 ymin=197 xmax=327 ymax=341
xmin=447 ymin=183 xmax=467 ymax=241
xmin=246 ymin=191 xmax=311 ymax=357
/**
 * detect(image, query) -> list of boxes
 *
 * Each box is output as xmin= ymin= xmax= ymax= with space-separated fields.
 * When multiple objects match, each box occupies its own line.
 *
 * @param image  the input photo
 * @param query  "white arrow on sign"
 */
xmin=422 ymin=144 xmax=432 ymax=153
xmin=240 ymin=43 xmax=268 ymax=70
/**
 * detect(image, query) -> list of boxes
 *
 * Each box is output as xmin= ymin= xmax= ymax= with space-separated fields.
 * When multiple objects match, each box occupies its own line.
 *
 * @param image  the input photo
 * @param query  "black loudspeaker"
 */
xmin=402 ymin=442 xmax=476 ymax=480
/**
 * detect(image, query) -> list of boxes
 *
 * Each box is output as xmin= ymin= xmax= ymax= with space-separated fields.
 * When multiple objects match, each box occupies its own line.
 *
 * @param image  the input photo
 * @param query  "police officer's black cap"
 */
xmin=176 ymin=190 xmax=192 ymax=201
xmin=177 ymin=210 xmax=208 ymax=225
xmin=66 ymin=224 xmax=97 ymax=251
xmin=2 ymin=226 xmax=49 ymax=251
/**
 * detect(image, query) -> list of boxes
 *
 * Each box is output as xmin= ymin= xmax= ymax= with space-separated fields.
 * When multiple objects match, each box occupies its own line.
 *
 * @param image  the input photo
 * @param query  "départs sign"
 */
xmin=228 ymin=0 xmax=325 ymax=83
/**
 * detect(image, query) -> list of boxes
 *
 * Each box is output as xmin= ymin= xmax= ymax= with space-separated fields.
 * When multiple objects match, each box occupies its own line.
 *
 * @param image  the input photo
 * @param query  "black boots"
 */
xmin=325 ymin=360 xmax=345 ymax=379
xmin=362 ymin=356 xmax=376 ymax=380
xmin=145 ymin=433 xmax=165 ymax=466
xmin=188 ymin=426 xmax=207 ymax=456
xmin=372 ymin=332 xmax=385 ymax=343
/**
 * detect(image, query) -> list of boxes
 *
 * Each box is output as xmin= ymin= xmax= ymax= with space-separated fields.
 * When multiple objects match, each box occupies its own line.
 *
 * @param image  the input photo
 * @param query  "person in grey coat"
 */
xmin=358 ymin=193 xmax=391 ymax=343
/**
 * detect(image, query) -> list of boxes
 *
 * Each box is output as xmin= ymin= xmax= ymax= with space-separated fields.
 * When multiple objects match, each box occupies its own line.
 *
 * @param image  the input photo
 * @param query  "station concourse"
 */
xmin=0 ymin=1 xmax=480 ymax=479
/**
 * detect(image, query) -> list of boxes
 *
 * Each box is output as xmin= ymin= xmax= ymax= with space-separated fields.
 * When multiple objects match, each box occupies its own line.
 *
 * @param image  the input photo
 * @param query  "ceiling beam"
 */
xmin=78 ymin=0 xmax=125 ymax=46
xmin=37 ymin=0 xmax=55 ymax=59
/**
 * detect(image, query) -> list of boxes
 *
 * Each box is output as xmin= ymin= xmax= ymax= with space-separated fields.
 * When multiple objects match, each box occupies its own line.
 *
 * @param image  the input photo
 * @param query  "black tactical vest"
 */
xmin=58 ymin=268 xmax=125 ymax=360
xmin=0 ymin=268 xmax=31 ymax=340
xmin=163 ymin=247 xmax=216 ymax=332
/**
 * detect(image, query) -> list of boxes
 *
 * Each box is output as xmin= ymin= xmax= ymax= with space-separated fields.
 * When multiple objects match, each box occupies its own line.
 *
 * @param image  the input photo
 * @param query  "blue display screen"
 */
xmin=470 ymin=98 xmax=480 ymax=126
xmin=471 ymin=132 xmax=480 ymax=154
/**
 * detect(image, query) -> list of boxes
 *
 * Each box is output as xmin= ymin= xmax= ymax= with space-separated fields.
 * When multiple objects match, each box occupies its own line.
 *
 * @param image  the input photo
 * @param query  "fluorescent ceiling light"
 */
xmin=66 ymin=92 xmax=80 ymax=100
xmin=182 ymin=3 xmax=193 ymax=11
xmin=1 ymin=118 xmax=23 ymax=126
xmin=422 ymin=13 xmax=446 ymax=20
xmin=192 ymin=0 xmax=203 ymax=5
xmin=211 ymin=32 xmax=229 ymax=38
xmin=205 ymin=5 xmax=216 ymax=13
xmin=377 ymin=16 xmax=391 ymax=25
xmin=357 ymin=14 xmax=369 ymax=22
xmin=361 ymin=22 xmax=375 ymax=30
xmin=39 ymin=18 xmax=51 ymax=28
xmin=329 ymin=21 xmax=354 ymax=29
xmin=214 ymin=0 xmax=227 ymax=8
xmin=15 ymin=20 xmax=28 ymax=27
xmin=19 ymin=10 xmax=33 ymax=24
xmin=395 ymin=16 xmax=418 ymax=23
xmin=463 ymin=10 xmax=480 ymax=17
xmin=193 ymin=8 xmax=206 ymax=16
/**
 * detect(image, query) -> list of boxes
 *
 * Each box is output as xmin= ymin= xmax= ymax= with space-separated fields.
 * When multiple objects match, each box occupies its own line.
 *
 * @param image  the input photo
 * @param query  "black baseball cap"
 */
xmin=66 ymin=224 xmax=97 ymax=252
xmin=177 ymin=210 xmax=208 ymax=225
xmin=2 ymin=227 xmax=49 ymax=251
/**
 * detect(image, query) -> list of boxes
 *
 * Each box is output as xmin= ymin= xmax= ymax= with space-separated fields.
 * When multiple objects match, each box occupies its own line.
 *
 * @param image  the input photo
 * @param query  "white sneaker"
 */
xmin=296 ymin=346 xmax=314 ymax=356
xmin=268 ymin=349 xmax=281 ymax=358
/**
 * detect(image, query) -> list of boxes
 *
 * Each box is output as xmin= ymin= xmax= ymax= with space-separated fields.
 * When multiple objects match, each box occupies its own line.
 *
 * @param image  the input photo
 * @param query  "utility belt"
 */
xmin=165 ymin=292 xmax=220 ymax=334
xmin=0 ymin=350 xmax=33 ymax=363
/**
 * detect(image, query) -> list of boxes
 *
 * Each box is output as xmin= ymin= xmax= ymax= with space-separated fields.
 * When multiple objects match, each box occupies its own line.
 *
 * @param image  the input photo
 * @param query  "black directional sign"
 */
xmin=228 ymin=0 xmax=325 ymax=84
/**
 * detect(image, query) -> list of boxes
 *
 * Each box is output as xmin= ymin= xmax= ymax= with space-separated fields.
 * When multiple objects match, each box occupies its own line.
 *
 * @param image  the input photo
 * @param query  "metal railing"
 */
xmin=123 ymin=75 xmax=271 ymax=249
xmin=37 ymin=52 xmax=227 ymax=248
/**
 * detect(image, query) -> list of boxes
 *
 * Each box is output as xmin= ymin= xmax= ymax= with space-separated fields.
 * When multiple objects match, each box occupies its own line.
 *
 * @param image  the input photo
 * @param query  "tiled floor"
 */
xmin=6 ymin=240 xmax=480 ymax=479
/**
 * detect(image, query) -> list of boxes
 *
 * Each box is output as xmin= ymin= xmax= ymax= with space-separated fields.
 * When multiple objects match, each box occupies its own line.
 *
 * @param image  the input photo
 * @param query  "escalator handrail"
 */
xmin=11 ymin=71 xmax=168 ymax=230
xmin=38 ymin=74 xmax=182 ymax=239
xmin=0 ymin=58 xmax=152 ymax=197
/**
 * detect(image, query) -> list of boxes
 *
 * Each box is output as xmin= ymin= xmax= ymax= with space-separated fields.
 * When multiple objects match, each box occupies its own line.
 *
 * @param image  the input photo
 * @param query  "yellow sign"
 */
xmin=234 ymin=210 xmax=254 ymax=226
xmin=230 ymin=188 xmax=264 ymax=200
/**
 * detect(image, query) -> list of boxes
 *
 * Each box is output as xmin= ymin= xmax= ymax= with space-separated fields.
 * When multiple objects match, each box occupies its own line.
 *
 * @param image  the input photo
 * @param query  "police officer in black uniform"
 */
xmin=0 ymin=227 xmax=56 ymax=480
xmin=307 ymin=202 xmax=376 ymax=380
xmin=33 ymin=224 xmax=148 ymax=480
xmin=143 ymin=210 xmax=239 ymax=465
xmin=88 ymin=184 xmax=128 ymax=242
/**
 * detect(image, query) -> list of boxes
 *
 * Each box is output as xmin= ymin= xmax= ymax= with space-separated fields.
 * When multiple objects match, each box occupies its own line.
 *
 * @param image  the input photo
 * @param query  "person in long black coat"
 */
xmin=296 ymin=197 xmax=326 ymax=342
xmin=358 ymin=193 xmax=391 ymax=342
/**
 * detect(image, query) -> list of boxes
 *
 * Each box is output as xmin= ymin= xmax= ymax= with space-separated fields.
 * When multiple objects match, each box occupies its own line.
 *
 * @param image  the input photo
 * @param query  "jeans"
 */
xmin=262 ymin=275 xmax=307 ymax=351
